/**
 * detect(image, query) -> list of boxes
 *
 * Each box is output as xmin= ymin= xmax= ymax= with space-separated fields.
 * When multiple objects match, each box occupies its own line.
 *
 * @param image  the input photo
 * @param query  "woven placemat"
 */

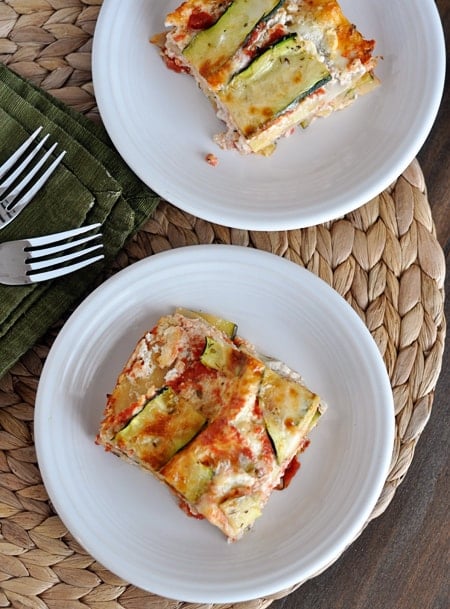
xmin=0 ymin=2 xmax=447 ymax=608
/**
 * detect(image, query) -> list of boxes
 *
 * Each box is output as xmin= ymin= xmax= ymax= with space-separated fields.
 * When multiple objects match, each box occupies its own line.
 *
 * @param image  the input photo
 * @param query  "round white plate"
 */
xmin=35 ymin=245 xmax=395 ymax=603
xmin=92 ymin=0 xmax=445 ymax=231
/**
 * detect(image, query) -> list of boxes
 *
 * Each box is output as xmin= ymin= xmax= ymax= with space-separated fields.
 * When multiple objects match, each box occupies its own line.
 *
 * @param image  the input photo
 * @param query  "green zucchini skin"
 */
xmin=183 ymin=0 xmax=285 ymax=81
xmin=219 ymin=34 xmax=331 ymax=137
xmin=200 ymin=336 xmax=233 ymax=372
xmin=114 ymin=387 xmax=206 ymax=470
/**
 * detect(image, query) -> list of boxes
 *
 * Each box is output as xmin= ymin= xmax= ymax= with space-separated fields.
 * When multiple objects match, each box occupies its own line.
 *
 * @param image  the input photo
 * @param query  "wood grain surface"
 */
xmin=271 ymin=2 xmax=449 ymax=608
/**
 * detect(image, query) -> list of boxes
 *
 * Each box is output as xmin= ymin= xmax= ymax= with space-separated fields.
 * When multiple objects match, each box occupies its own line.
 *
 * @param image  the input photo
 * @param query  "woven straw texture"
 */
xmin=0 ymin=1 xmax=446 ymax=608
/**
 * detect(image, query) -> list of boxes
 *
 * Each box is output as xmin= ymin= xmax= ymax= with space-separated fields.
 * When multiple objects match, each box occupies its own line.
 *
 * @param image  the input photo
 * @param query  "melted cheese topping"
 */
xmin=96 ymin=311 xmax=323 ymax=541
xmin=159 ymin=0 xmax=379 ymax=155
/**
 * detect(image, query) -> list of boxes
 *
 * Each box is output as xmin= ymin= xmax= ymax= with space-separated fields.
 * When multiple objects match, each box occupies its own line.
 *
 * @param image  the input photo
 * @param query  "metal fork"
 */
xmin=0 ymin=223 xmax=104 ymax=285
xmin=0 ymin=126 xmax=66 ymax=229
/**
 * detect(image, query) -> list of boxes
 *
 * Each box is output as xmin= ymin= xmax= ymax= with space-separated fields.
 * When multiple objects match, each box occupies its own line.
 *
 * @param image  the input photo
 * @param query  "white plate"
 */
xmin=92 ymin=0 xmax=445 ymax=231
xmin=35 ymin=245 xmax=395 ymax=603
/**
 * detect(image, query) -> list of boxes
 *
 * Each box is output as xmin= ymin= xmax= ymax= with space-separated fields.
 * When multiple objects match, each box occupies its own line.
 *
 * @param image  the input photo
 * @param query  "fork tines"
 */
xmin=25 ymin=224 xmax=104 ymax=283
xmin=0 ymin=126 xmax=66 ymax=228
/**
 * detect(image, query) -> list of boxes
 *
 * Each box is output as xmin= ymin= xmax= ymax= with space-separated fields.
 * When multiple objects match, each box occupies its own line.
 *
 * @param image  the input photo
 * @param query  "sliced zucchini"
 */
xmin=338 ymin=70 xmax=380 ymax=108
xmin=349 ymin=70 xmax=380 ymax=97
xmin=160 ymin=416 xmax=245 ymax=504
xmin=309 ymin=407 xmax=325 ymax=430
xmin=114 ymin=387 xmax=206 ymax=470
xmin=219 ymin=34 xmax=331 ymax=137
xmin=300 ymin=71 xmax=380 ymax=129
xmin=183 ymin=0 xmax=285 ymax=81
xmin=175 ymin=307 xmax=237 ymax=339
xmin=162 ymin=454 xmax=214 ymax=504
xmin=259 ymin=367 xmax=321 ymax=465
xmin=220 ymin=493 xmax=263 ymax=533
xmin=200 ymin=335 xmax=248 ymax=375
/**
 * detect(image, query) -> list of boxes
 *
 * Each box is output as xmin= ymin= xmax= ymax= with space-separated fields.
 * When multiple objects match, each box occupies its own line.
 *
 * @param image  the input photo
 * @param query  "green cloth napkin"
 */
xmin=0 ymin=64 xmax=161 ymax=378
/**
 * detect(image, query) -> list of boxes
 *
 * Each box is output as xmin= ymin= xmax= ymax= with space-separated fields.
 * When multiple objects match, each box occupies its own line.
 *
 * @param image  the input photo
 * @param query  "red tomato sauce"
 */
xmin=279 ymin=456 xmax=301 ymax=489
xmin=178 ymin=499 xmax=205 ymax=519
xmin=188 ymin=9 xmax=216 ymax=30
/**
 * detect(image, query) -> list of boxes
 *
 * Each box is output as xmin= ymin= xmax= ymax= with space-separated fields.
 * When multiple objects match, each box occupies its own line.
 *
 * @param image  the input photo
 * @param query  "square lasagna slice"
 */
xmin=157 ymin=0 xmax=379 ymax=155
xmin=96 ymin=309 xmax=325 ymax=541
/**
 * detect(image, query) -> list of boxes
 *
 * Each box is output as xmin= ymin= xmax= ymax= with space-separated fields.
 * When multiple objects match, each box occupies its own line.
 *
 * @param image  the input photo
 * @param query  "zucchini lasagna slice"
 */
xmin=157 ymin=0 xmax=379 ymax=155
xmin=96 ymin=309 xmax=325 ymax=541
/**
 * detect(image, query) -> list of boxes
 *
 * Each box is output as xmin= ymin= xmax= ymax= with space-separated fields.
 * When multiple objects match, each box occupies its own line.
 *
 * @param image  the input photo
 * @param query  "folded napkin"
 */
xmin=0 ymin=65 xmax=161 ymax=378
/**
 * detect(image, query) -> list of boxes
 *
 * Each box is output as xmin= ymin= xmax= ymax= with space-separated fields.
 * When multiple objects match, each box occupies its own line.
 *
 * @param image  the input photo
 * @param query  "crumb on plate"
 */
xmin=205 ymin=153 xmax=219 ymax=166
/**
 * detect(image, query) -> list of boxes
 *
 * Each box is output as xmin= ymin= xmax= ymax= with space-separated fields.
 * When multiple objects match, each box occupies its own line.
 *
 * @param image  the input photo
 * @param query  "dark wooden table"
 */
xmin=272 ymin=3 xmax=449 ymax=608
